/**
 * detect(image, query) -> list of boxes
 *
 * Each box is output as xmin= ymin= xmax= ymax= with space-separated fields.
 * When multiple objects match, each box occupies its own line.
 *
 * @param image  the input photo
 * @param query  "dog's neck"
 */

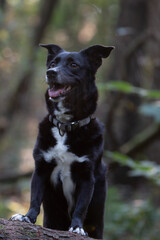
xmin=48 ymin=98 xmax=95 ymax=135
xmin=54 ymin=101 xmax=73 ymax=123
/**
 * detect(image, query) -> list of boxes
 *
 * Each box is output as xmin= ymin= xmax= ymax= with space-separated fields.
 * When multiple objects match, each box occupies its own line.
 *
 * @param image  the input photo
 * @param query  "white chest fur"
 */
xmin=42 ymin=127 xmax=87 ymax=212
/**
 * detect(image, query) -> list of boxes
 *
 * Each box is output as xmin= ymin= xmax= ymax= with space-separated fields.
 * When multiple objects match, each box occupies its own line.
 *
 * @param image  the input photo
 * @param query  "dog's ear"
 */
xmin=81 ymin=45 xmax=114 ymax=71
xmin=39 ymin=44 xmax=63 ymax=67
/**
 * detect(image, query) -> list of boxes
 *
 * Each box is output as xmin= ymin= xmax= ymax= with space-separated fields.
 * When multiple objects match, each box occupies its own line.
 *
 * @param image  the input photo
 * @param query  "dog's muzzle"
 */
xmin=46 ymin=68 xmax=57 ymax=79
xmin=46 ymin=68 xmax=72 ymax=100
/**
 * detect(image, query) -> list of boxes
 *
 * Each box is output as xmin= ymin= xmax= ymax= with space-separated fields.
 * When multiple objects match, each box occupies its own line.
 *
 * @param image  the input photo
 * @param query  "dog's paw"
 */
xmin=9 ymin=214 xmax=31 ymax=223
xmin=69 ymin=227 xmax=87 ymax=236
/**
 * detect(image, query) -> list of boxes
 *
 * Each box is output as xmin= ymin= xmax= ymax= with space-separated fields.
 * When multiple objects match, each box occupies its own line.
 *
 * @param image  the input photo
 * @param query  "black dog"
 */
xmin=10 ymin=44 xmax=114 ymax=239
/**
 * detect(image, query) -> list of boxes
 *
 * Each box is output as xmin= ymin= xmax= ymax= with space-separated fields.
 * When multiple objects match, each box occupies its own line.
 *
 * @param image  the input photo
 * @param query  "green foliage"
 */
xmin=98 ymin=81 xmax=160 ymax=99
xmin=106 ymin=151 xmax=160 ymax=185
xmin=104 ymin=188 xmax=160 ymax=240
xmin=0 ymin=201 xmax=11 ymax=219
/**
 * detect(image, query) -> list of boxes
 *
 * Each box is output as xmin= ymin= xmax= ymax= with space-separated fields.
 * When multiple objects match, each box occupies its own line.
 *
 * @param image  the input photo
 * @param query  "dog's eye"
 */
xmin=70 ymin=63 xmax=79 ymax=68
xmin=50 ymin=63 xmax=56 ymax=68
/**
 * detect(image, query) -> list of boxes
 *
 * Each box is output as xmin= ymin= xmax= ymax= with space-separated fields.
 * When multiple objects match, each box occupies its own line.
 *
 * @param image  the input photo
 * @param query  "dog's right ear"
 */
xmin=39 ymin=44 xmax=63 ymax=67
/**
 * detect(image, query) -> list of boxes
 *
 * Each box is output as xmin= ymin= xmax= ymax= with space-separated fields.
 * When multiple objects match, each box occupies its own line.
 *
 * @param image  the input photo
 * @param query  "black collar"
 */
xmin=49 ymin=115 xmax=95 ymax=136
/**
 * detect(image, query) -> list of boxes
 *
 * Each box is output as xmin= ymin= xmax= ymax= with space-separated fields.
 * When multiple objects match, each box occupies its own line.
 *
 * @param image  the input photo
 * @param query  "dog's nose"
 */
xmin=46 ymin=69 xmax=57 ymax=78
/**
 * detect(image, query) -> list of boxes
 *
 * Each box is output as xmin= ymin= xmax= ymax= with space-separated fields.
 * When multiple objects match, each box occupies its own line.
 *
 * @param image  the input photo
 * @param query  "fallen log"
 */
xmin=0 ymin=218 xmax=96 ymax=240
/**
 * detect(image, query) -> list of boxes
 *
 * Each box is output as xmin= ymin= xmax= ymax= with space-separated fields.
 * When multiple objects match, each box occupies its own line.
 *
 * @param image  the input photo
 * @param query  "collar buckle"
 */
xmin=49 ymin=114 xmax=94 ymax=136
xmin=70 ymin=121 xmax=79 ymax=131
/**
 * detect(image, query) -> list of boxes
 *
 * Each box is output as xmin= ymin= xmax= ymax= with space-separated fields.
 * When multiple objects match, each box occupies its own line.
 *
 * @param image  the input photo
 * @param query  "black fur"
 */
xmin=20 ymin=44 xmax=114 ymax=239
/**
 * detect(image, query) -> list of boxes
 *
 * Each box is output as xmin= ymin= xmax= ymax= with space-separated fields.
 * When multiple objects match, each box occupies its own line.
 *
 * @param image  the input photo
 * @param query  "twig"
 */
xmin=0 ymin=171 xmax=33 ymax=183
xmin=119 ymin=123 xmax=160 ymax=155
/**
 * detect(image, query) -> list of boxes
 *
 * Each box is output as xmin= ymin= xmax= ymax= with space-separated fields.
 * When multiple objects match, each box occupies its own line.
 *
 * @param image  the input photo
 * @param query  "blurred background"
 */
xmin=0 ymin=0 xmax=160 ymax=239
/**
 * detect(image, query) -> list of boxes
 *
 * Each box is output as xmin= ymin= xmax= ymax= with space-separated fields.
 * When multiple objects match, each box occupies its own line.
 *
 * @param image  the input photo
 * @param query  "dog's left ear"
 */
xmin=81 ymin=45 xmax=115 ymax=71
xmin=39 ymin=44 xmax=63 ymax=67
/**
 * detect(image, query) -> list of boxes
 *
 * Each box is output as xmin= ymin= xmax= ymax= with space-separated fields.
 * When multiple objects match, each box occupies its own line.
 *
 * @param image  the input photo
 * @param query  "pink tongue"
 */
xmin=48 ymin=88 xmax=64 ymax=98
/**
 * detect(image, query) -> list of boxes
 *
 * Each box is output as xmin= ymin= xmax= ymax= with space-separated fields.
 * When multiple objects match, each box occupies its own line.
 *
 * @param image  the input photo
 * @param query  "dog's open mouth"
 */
xmin=48 ymin=84 xmax=72 ymax=99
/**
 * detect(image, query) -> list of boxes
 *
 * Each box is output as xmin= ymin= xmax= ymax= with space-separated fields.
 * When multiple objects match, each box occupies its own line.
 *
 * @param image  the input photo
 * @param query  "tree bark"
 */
xmin=0 ymin=0 xmax=6 ymax=10
xmin=0 ymin=218 xmax=95 ymax=240
xmin=0 ymin=0 xmax=59 ymax=140
xmin=33 ymin=0 xmax=58 ymax=47
xmin=105 ymin=0 xmax=149 ymax=151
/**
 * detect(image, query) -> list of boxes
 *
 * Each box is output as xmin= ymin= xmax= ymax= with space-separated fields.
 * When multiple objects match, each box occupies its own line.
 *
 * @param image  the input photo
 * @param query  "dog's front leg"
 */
xmin=69 ymin=177 xmax=94 ymax=235
xmin=10 ymin=170 xmax=45 ymax=224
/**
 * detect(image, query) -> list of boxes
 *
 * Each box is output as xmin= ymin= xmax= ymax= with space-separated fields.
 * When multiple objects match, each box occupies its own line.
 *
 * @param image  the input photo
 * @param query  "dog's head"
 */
xmin=40 ymin=44 xmax=114 ymax=120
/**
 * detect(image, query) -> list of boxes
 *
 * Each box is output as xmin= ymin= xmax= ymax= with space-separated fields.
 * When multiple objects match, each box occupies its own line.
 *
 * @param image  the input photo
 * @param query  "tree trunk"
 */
xmin=0 ymin=218 xmax=95 ymax=240
xmin=104 ymin=0 xmax=160 ymax=185
xmin=104 ymin=0 xmax=150 ymax=185
xmin=147 ymin=0 xmax=160 ymax=88
xmin=0 ymin=0 xmax=6 ymax=10
xmin=5 ymin=0 xmax=59 ymax=118
xmin=105 ymin=0 xmax=148 ymax=151
xmin=0 ymin=0 xmax=59 ymax=139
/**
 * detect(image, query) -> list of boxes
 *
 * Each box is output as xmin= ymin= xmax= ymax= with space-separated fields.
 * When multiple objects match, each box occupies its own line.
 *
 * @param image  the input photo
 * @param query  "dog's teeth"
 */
xmin=66 ymin=86 xmax=71 ymax=91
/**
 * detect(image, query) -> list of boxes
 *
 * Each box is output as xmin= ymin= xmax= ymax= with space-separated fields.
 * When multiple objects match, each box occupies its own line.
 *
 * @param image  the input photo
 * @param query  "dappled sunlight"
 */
xmin=78 ymin=21 xmax=97 ymax=44
xmin=0 ymin=47 xmax=21 ymax=73
xmin=7 ymin=195 xmax=43 ymax=226
xmin=133 ymin=199 xmax=144 ymax=207
xmin=26 ymin=118 xmax=39 ymax=138
xmin=19 ymin=148 xmax=34 ymax=172
xmin=8 ymin=200 xmax=27 ymax=216
xmin=0 ymin=30 xmax=9 ymax=41
xmin=54 ymin=30 xmax=69 ymax=46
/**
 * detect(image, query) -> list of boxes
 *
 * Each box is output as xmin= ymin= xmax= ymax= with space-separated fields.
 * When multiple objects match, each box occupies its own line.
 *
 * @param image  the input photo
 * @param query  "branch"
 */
xmin=33 ymin=0 xmax=58 ymax=46
xmin=104 ymin=92 xmax=124 ymax=150
xmin=0 ymin=170 xmax=33 ymax=183
xmin=119 ymin=123 xmax=160 ymax=155
xmin=124 ymin=31 xmax=151 ymax=61
xmin=0 ymin=218 xmax=95 ymax=240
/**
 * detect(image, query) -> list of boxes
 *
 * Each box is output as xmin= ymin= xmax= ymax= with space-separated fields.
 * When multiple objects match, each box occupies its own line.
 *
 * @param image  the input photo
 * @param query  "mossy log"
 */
xmin=0 ymin=218 xmax=96 ymax=240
